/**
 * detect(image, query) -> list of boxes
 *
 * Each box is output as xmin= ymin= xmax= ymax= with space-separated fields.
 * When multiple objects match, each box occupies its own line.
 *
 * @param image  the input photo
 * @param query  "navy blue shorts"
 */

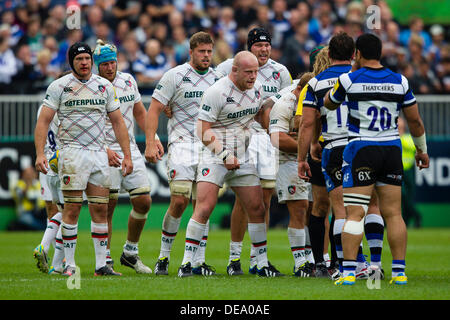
xmin=322 ymin=146 xmax=345 ymax=192
xmin=342 ymin=139 xmax=403 ymax=188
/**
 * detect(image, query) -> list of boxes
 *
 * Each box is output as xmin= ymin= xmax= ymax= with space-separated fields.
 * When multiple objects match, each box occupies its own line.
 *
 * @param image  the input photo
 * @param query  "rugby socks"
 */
xmin=308 ymin=215 xmax=325 ymax=263
xmin=41 ymin=212 xmax=62 ymax=253
xmin=365 ymin=213 xmax=385 ymax=268
xmin=91 ymin=222 xmax=108 ymax=270
xmin=248 ymin=223 xmax=268 ymax=269
xmin=123 ymin=240 xmax=139 ymax=256
xmin=106 ymin=249 xmax=112 ymax=264
xmin=304 ymin=226 xmax=315 ymax=264
xmin=342 ymin=260 xmax=357 ymax=278
xmin=61 ymin=222 xmax=78 ymax=268
xmin=181 ymin=219 xmax=206 ymax=265
xmin=229 ymin=241 xmax=243 ymax=263
xmin=51 ymin=226 xmax=65 ymax=271
xmin=288 ymin=227 xmax=306 ymax=268
xmin=159 ymin=212 xmax=181 ymax=260
xmin=392 ymin=260 xmax=406 ymax=277
xmin=333 ymin=218 xmax=346 ymax=272
xmin=193 ymin=220 xmax=209 ymax=267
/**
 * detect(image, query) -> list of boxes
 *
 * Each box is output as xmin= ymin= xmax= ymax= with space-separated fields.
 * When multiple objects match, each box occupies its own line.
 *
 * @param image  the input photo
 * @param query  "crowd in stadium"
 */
xmin=0 ymin=0 xmax=449 ymax=95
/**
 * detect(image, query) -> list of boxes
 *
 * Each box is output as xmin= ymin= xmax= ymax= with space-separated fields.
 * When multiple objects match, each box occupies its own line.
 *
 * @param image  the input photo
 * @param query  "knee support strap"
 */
xmin=260 ymin=179 xmax=276 ymax=189
xmin=342 ymin=193 xmax=371 ymax=235
xmin=87 ymin=196 xmax=109 ymax=204
xmin=169 ymin=180 xmax=192 ymax=199
xmin=130 ymin=209 xmax=148 ymax=220
xmin=343 ymin=219 xmax=365 ymax=235
xmin=129 ymin=186 xmax=151 ymax=199
xmin=109 ymin=190 xmax=119 ymax=200
xmin=63 ymin=196 xmax=83 ymax=204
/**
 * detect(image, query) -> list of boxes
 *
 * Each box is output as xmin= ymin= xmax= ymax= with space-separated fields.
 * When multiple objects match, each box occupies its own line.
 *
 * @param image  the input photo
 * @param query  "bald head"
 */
xmin=230 ymin=51 xmax=259 ymax=91
xmin=233 ymin=51 xmax=258 ymax=69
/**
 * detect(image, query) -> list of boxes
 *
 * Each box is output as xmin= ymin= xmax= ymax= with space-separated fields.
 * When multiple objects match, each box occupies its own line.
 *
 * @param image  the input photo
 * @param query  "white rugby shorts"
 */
xmin=276 ymin=161 xmax=312 ymax=204
xmin=58 ymin=147 xmax=111 ymax=190
xmin=197 ymin=161 xmax=260 ymax=188
xmin=110 ymin=148 xmax=150 ymax=192
xmin=248 ymin=132 xmax=278 ymax=181
xmin=166 ymin=142 xmax=201 ymax=182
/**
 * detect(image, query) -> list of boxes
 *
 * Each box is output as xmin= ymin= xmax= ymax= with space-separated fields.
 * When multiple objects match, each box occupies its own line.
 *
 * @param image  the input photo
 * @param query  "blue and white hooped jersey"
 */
xmin=303 ymin=64 xmax=352 ymax=143
xmin=329 ymin=66 xmax=416 ymax=141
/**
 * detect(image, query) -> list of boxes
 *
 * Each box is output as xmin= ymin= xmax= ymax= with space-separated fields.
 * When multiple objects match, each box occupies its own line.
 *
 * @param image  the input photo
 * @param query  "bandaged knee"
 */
xmin=130 ymin=209 xmax=148 ymax=220
xmin=342 ymin=193 xmax=371 ymax=235
xmin=87 ymin=196 xmax=109 ymax=204
xmin=129 ymin=186 xmax=151 ymax=199
xmin=63 ymin=196 xmax=83 ymax=204
xmin=260 ymin=179 xmax=276 ymax=189
xmin=109 ymin=190 xmax=119 ymax=200
xmin=169 ymin=180 xmax=192 ymax=199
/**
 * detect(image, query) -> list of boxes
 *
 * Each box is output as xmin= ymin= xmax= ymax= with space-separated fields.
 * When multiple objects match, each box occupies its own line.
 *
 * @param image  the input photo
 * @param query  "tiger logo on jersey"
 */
xmin=98 ymin=85 xmax=106 ymax=93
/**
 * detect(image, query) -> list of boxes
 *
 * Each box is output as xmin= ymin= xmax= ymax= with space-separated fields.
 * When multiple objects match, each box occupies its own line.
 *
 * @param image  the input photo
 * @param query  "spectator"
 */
xmin=428 ymin=24 xmax=447 ymax=71
xmin=86 ymin=21 xmax=114 ymax=49
xmin=269 ymin=0 xmax=291 ymax=48
xmin=182 ymin=0 xmax=203 ymax=37
xmin=381 ymin=21 xmax=401 ymax=72
xmin=252 ymin=4 xmax=273 ymax=36
xmin=399 ymin=16 xmax=432 ymax=52
xmin=216 ymin=6 xmax=238 ymax=51
xmin=410 ymin=57 xmax=441 ymax=94
xmin=145 ymin=0 xmax=175 ymax=25
xmin=212 ymin=38 xmax=233 ymax=67
xmin=17 ymin=14 xmax=43 ymax=63
xmin=32 ymin=48 xmax=56 ymax=93
xmin=234 ymin=0 xmax=258 ymax=29
xmin=133 ymin=13 xmax=152 ymax=46
xmin=408 ymin=33 xmax=426 ymax=71
xmin=333 ymin=0 xmax=349 ymax=23
xmin=200 ymin=1 xmax=221 ymax=31
xmin=281 ymin=20 xmax=314 ymax=77
xmin=171 ymin=26 xmax=190 ymax=65
xmin=11 ymin=43 xmax=35 ymax=94
xmin=1 ymin=9 xmax=24 ymax=46
xmin=173 ymin=0 xmax=204 ymax=12
xmin=122 ymin=33 xmax=146 ymax=75
xmin=0 ymin=33 xmax=17 ymax=94
xmin=111 ymin=0 xmax=142 ymax=29
xmin=115 ymin=19 xmax=131 ymax=48
xmin=439 ymin=56 xmax=450 ymax=92
xmin=133 ymin=39 xmax=171 ymax=94
xmin=42 ymin=36 xmax=63 ymax=76
xmin=9 ymin=166 xmax=46 ymax=231
xmin=82 ymin=5 xmax=104 ymax=42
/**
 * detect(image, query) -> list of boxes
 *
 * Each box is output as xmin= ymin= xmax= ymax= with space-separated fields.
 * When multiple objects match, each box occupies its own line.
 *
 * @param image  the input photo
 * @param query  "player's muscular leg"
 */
xmin=230 ymin=199 xmax=248 ymax=243
xmin=375 ymin=185 xmax=406 ymax=260
xmin=62 ymin=190 xmax=83 ymax=224
xmin=312 ymin=185 xmax=330 ymax=218
xmin=232 ymin=186 xmax=265 ymax=223
xmin=262 ymin=187 xmax=274 ymax=226
xmin=287 ymin=200 xmax=308 ymax=229
xmin=368 ymin=188 xmax=381 ymax=215
xmin=44 ymin=201 xmax=59 ymax=219
xmin=329 ymin=186 xmax=346 ymax=220
xmin=168 ymin=194 xmax=190 ymax=219
xmin=106 ymin=197 xmax=118 ymax=249
xmin=127 ymin=194 xmax=151 ymax=243
xmin=342 ymin=185 xmax=373 ymax=260
xmin=86 ymin=182 xmax=109 ymax=223
xmin=191 ymin=182 xmax=219 ymax=224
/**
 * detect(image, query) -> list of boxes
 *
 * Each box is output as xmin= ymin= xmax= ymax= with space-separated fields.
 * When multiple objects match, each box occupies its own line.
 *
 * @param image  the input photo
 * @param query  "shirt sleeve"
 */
xmin=269 ymin=97 xmax=291 ymax=134
xmin=42 ymin=80 xmax=61 ymax=111
xmin=302 ymin=81 xmax=318 ymax=109
xmin=151 ymin=70 xmax=175 ymax=105
xmin=130 ymin=76 xmax=142 ymax=104
xmin=280 ymin=66 xmax=293 ymax=90
xmin=295 ymin=84 xmax=309 ymax=116
xmin=106 ymin=82 xmax=120 ymax=113
xmin=401 ymin=75 xmax=417 ymax=108
xmin=329 ymin=76 xmax=347 ymax=104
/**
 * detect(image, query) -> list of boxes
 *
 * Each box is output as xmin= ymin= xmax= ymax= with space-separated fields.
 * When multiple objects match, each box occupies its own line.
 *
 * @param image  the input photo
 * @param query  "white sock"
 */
xmin=123 ymin=240 xmax=139 ymax=256
xmin=288 ymin=227 xmax=306 ymax=269
xmin=41 ymin=212 xmax=62 ymax=253
xmin=181 ymin=219 xmax=206 ymax=265
xmin=51 ymin=225 xmax=65 ymax=270
xmin=61 ymin=221 xmax=78 ymax=268
xmin=159 ymin=212 xmax=181 ymax=260
xmin=193 ymin=220 xmax=209 ymax=267
xmin=229 ymin=241 xmax=243 ymax=263
xmin=323 ymin=253 xmax=331 ymax=268
xmin=304 ymin=226 xmax=315 ymax=264
xmin=334 ymin=218 xmax=346 ymax=262
xmin=91 ymin=222 xmax=108 ymax=270
xmin=248 ymin=222 xmax=268 ymax=269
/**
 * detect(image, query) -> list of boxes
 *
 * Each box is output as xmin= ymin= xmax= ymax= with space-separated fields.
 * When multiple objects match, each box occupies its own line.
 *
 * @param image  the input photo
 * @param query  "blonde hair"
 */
xmin=299 ymin=72 xmax=315 ymax=88
xmin=313 ymin=46 xmax=331 ymax=76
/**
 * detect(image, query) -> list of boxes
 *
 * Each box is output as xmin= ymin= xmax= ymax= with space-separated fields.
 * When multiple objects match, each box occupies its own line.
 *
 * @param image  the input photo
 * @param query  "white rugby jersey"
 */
xmin=215 ymin=58 xmax=292 ymax=132
xmin=152 ymin=62 xmax=220 ymax=145
xmin=197 ymin=76 xmax=264 ymax=163
xmin=269 ymin=92 xmax=297 ymax=162
xmin=303 ymin=64 xmax=352 ymax=143
xmin=37 ymin=105 xmax=60 ymax=161
xmin=104 ymin=71 xmax=141 ymax=152
xmin=42 ymin=73 xmax=119 ymax=151
xmin=270 ymin=79 xmax=300 ymax=103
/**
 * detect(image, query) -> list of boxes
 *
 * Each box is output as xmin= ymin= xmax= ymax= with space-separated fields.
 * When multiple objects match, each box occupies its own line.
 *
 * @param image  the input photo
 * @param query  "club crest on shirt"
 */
xmin=255 ymin=90 xmax=260 ymax=99
xmin=169 ymin=169 xmax=176 ymax=179
xmin=273 ymin=71 xmax=280 ymax=80
xmin=202 ymin=168 xmax=210 ymax=176
xmin=98 ymin=85 xmax=106 ymax=93
xmin=125 ymin=80 xmax=132 ymax=87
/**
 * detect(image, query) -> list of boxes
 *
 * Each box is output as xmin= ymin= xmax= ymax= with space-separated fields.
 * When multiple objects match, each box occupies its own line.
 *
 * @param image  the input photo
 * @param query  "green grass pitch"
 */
xmin=0 ymin=228 xmax=449 ymax=301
